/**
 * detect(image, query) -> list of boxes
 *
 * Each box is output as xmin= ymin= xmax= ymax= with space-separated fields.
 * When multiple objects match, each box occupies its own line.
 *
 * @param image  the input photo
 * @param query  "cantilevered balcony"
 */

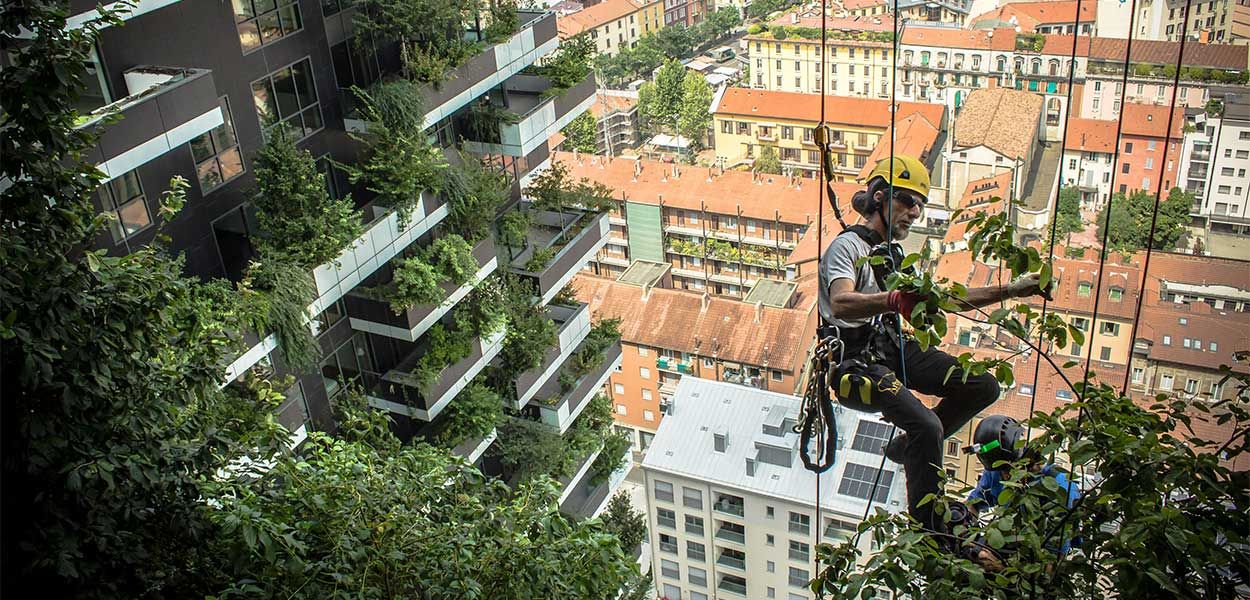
xmin=67 ymin=0 xmax=185 ymax=28
xmin=505 ymin=206 xmax=611 ymax=304
xmin=78 ymin=66 xmax=221 ymax=181
xmin=560 ymin=446 xmax=630 ymax=518
xmin=556 ymin=444 xmax=603 ymax=506
xmin=364 ymin=328 xmax=507 ymax=421
xmin=345 ymin=236 xmax=498 ymax=342
xmin=222 ymin=192 xmax=450 ymax=387
xmin=531 ymin=341 xmax=622 ymax=433
xmin=450 ymin=426 xmax=498 ymax=464
xmin=462 ymin=71 xmax=596 ymax=157
xmin=421 ymin=10 xmax=558 ymax=129
xmin=512 ymin=302 xmax=593 ymax=408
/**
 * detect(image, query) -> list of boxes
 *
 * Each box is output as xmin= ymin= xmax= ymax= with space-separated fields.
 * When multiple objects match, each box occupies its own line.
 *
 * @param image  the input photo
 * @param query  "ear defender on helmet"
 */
xmin=964 ymin=415 xmax=1026 ymax=470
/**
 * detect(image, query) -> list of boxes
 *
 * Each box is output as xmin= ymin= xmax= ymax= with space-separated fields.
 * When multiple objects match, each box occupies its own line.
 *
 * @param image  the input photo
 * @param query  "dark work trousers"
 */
xmin=837 ymin=336 xmax=1001 ymax=532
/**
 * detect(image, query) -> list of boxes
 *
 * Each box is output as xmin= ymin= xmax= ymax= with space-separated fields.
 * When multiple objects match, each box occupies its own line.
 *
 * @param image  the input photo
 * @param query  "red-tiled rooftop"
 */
xmin=552 ymin=151 xmax=857 ymax=224
xmin=1120 ymin=103 xmax=1185 ymax=139
xmin=714 ymin=88 xmax=946 ymax=131
xmin=574 ymin=275 xmax=813 ymax=370
xmin=557 ymin=0 xmax=641 ymax=38
xmin=901 ymin=26 xmax=1017 ymax=51
xmin=1064 ymin=118 xmax=1118 ymax=154
xmin=764 ymin=12 xmax=896 ymax=33
xmin=971 ymin=0 xmax=1096 ymax=30
xmin=1088 ymin=38 xmax=1249 ymax=70
xmin=945 ymin=173 xmax=1012 ymax=244
xmin=856 ymin=112 xmax=942 ymax=180
xmin=589 ymin=93 xmax=637 ymax=118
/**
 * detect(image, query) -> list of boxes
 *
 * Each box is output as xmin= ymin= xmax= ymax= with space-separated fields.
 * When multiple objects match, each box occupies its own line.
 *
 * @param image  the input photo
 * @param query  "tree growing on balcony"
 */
xmin=253 ymin=126 xmax=363 ymax=269
xmin=354 ymin=0 xmax=480 ymax=85
xmin=533 ymin=33 xmax=595 ymax=96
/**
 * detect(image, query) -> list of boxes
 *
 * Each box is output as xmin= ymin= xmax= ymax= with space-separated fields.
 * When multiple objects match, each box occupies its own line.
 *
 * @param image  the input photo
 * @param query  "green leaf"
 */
xmin=900 ymin=253 xmax=920 ymax=269
xmin=1038 ymin=262 xmax=1052 ymax=291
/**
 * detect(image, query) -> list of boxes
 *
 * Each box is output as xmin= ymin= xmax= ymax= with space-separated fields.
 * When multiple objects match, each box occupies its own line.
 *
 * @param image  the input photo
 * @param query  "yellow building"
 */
xmin=709 ymin=87 xmax=945 ymax=179
xmin=743 ymin=28 xmax=896 ymax=98
xmin=557 ymin=0 xmax=663 ymax=57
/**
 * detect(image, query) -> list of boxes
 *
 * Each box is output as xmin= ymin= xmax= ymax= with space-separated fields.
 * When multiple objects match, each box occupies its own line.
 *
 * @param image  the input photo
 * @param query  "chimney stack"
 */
xmin=701 ymin=290 xmax=712 ymax=312
xmin=754 ymin=301 xmax=763 ymax=324
xmin=707 ymin=167 xmax=714 ymax=182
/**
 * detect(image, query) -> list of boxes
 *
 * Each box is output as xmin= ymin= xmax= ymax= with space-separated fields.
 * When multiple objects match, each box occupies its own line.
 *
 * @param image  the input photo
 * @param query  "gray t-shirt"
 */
xmin=819 ymin=232 xmax=879 ymax=328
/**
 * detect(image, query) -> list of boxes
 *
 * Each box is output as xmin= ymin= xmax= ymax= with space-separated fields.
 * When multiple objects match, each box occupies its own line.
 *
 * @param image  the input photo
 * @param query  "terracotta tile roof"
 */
xmin=999 ymin=352 xmax=1126 ymax=420
xmin=714 ymin=88 xmax=946 ymax=130
xmin=972 ymin=1 xmax=1095 ymax=30
xmin=901 ymin=26 xmax=1017 ymax=51
xmin=1088 ymin=38 xmax=1249 ymax=70
xmin=1063 ymin=118 xmax=1117 ymax=153
xmin=764 ymin=12 xmax=896 ymax=33
xmin=1120 ymin=103 xmax=1185 ymax=140
xmin=573 ymin=275 xmax=814 ymax=370
xmin=590 ymin=92 xmax=637 ymax=118
xmin=839 ymin=0 xmax=889 ymax=10
xmin=1135 ymin=304 xmax=1250 ymax=374
xmin=557 ymin=0 xmax=642 ymax=38
xmin=552 ymin=151 xmax=857 ymax=224
xmin=1023 ymin=248 xmax=1142 ymax=320
xmin=953 ymin=88 xmax=1043 ymax=159
xmin=856 ymin=112 xmax=943 ymax=180
xmin=1038 ymin=34 xmax=1092 ymax=56
xmin=944 ymin=172 xmax=1012 ymax=244
xmin=1138 ymin=251 xmax=1250 ymax=299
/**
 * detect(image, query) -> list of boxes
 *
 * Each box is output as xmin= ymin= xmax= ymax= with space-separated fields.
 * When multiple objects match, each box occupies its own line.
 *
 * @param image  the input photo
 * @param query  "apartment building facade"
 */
xmin=1062 ymin=118 xmax=1119 ymax=210
xmin=576 ymin=277 xmax=816 ymax=451
xmin=557 ymin=0 xmax=664 ymax=56
xmin=1079 ymin=39 xmax=1248 ymax=120
xmin=710 ymin=87 xmax=945 ymax=180
xmin=643 ymin=378 xmax=905 ymax=600
xmin=1116 ymin=103 xmax=1185 ymax=196
xmin=555 ymin=152 xmax=860 ymax=296
xmin=744 ymin=28 xmax=895 ymax=98
xmin=589 ymin=91 xmax=642 ymax=155
xmin=1203 ymin=96 xmax=1250 ymax=240
xmin=64 ymin=1 xmax=624 ymax=516
xmin=946 ymin=87 xmax=1044 ymax=210
xmin=970 ymin=0 xmax=1097 ymax=35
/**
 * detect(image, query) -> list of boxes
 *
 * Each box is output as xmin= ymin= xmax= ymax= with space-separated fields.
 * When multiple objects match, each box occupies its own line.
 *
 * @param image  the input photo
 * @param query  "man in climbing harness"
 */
xmin=818 ymin=155 xmax=1053 ymax=535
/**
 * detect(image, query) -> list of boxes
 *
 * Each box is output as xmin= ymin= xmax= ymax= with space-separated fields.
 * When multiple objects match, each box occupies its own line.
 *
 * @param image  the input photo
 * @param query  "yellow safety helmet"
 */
xmin=865 ymin=155 xmax=931 ymax=201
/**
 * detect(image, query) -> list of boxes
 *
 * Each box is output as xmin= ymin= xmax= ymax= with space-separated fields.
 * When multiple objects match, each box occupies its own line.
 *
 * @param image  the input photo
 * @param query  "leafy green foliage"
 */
xmin=589 ymin=429 xmax=631 ymax=485
xmin=1048 ymin=186 xmax=1085 ymax=251
xmin=601 ymin=490 xmax=647 ymax=552
xmin=1 ymin=6 xmax=288 ymax=594
xmin=593 ymin=34 xmax=666 ymax=86
xmin=524 ymin=159 xmax=616 ymax=214
xmin=497 ymin=209 xmax=532 ymax=250
xmin=355 ymin=0 xmax=481 ymax=84
xmin=816 ymin=375 xmax=1250 ymax=599
xmin=442 ymin=152 xmax=511 ymax=242
xmin=206 ymin=399 xmax=636 ymax=599
xmin=413 ymin=322 xmax=475 ymax=389
xmin=427 ymin=233 xmax=479 ymax=286
xmin=532 ymin=33 xmax=595 ymax=94
xmin=493 ymin=275 xmax=559 ymax=380
xmin=253 ymin=127 xmax=363 ymax=269
xmin=390 ymin=254 xmax=445 ymax=311
xmin=525 ymin=247 xmax=557 ymax=271
xmin=678 ymin=70 xmax=714 ymax=150
xmin=435 ymin=381 xmax=503 ymax=447
xmin=639 ymin=60 xmax=686 ymax=134
xmin=747 ymin=0 xmax=801 ymax=19
xmin=482 ymin=0 xmax=519 ymax=43
xmin=561 ymin=111 xmax=598 ymax=154
xmin=347 ymin=83 xmax=450 ymax=225
xmin=755 ymin=145 xmax=782 ymax=174
xmin=1096 ymin=188 xmax=1193 ymax=252
xmin=246 ymin=258 xmax=321 ymax=370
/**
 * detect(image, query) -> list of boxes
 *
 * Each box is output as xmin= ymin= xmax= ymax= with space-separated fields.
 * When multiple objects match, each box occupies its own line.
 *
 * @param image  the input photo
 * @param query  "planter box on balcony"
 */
xmin=534 ymin=342 xmax=623 ymax=433
xmin=513 ymin=302 xmax=592 ymax=408
xmin=79 ymin=66 xmax=222 ymax=181
xmin=421 ymin=11 xmax=559 ymax=130
xmin=309 ymin=192 xmax=450 ymax=318
xmin=462 ymin=71 xmax=595 ymax=157
xmin=346 ymin=236 xmax=498 ymax=342
xmin=557 ymin=445 xmax=603 ymax=506
xmin=451 ymin=426 xmax=498 ymax=464
xmin=560 ymin=446 xmax=630 ymax=519
xmin=508 ymin=208 xmax=611 ymax=305
xmin=366 ymin=328 xmax=507 ymax=421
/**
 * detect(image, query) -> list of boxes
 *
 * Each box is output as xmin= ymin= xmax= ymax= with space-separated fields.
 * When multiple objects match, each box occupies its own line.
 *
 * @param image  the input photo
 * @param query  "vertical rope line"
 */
xmin=857 ymin=0 xmax=904 ymax=540
xmin=1024 ymin=0 xmax=1092 ymax=444
xmin=1120 ymin=1 xmax=1193 ymax=395
xmin=814 ymin=5 xmax=830 ymax=597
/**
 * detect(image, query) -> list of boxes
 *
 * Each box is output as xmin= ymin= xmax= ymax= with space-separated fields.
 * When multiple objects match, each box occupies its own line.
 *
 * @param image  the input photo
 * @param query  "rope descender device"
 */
xmin=797 ymin=333 xmax=844 ymax=473
xmin=812 ymin=123 xmax=847 ymax=230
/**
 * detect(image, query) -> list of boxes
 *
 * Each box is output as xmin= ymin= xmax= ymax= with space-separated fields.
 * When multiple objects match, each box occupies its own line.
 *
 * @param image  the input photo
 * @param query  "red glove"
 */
xmin=886 ymin=290 xmax=924 ymax=319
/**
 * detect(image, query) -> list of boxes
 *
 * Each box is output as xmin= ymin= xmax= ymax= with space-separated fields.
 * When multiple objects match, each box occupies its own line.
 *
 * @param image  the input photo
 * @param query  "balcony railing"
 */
xmin=559 ymin=440 xmax=630 ymax=518
xmin=450 ymin=426 xmax=498 ymax=464
xmin=345 ymin=236 xmax=498 ymax=342
xmin=715 ymin=526 xmax=746 ymax=544
xmin=656 ymin=357 xmax=693 ymax=374
xmin=364 ymin=328 xmax=507 ymax=421
xmin=535 ymin=342 xmax=623 ymax=432
xmin=506 ymin=206 xmax=611 ymax=304
xmin=421 ymin=10 xmax=558 ymax=129
xmin=718 ymin=578 xmax=748 ymax=596
xmin=78 ymin=66 xmax=221 ymax=180
xmin=513 ymin=302 xmax=593 ymax=408
xmin=716 ymin=553 xmax=747 ymax=570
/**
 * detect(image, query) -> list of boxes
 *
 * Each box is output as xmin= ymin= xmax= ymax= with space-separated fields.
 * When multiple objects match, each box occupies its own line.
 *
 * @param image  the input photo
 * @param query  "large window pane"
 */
xmin=272 ymin=69 xmax=300 ymax=117
xmin=252 ymin=80 xmax=277 ymax=125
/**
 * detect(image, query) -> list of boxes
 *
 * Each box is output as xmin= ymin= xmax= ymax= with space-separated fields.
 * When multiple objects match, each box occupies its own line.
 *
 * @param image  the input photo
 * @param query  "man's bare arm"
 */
xmin=827 ymin=278 xmax=894 ymax=321
xmin=960 ymin=284 xmax=1012 ymax=310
